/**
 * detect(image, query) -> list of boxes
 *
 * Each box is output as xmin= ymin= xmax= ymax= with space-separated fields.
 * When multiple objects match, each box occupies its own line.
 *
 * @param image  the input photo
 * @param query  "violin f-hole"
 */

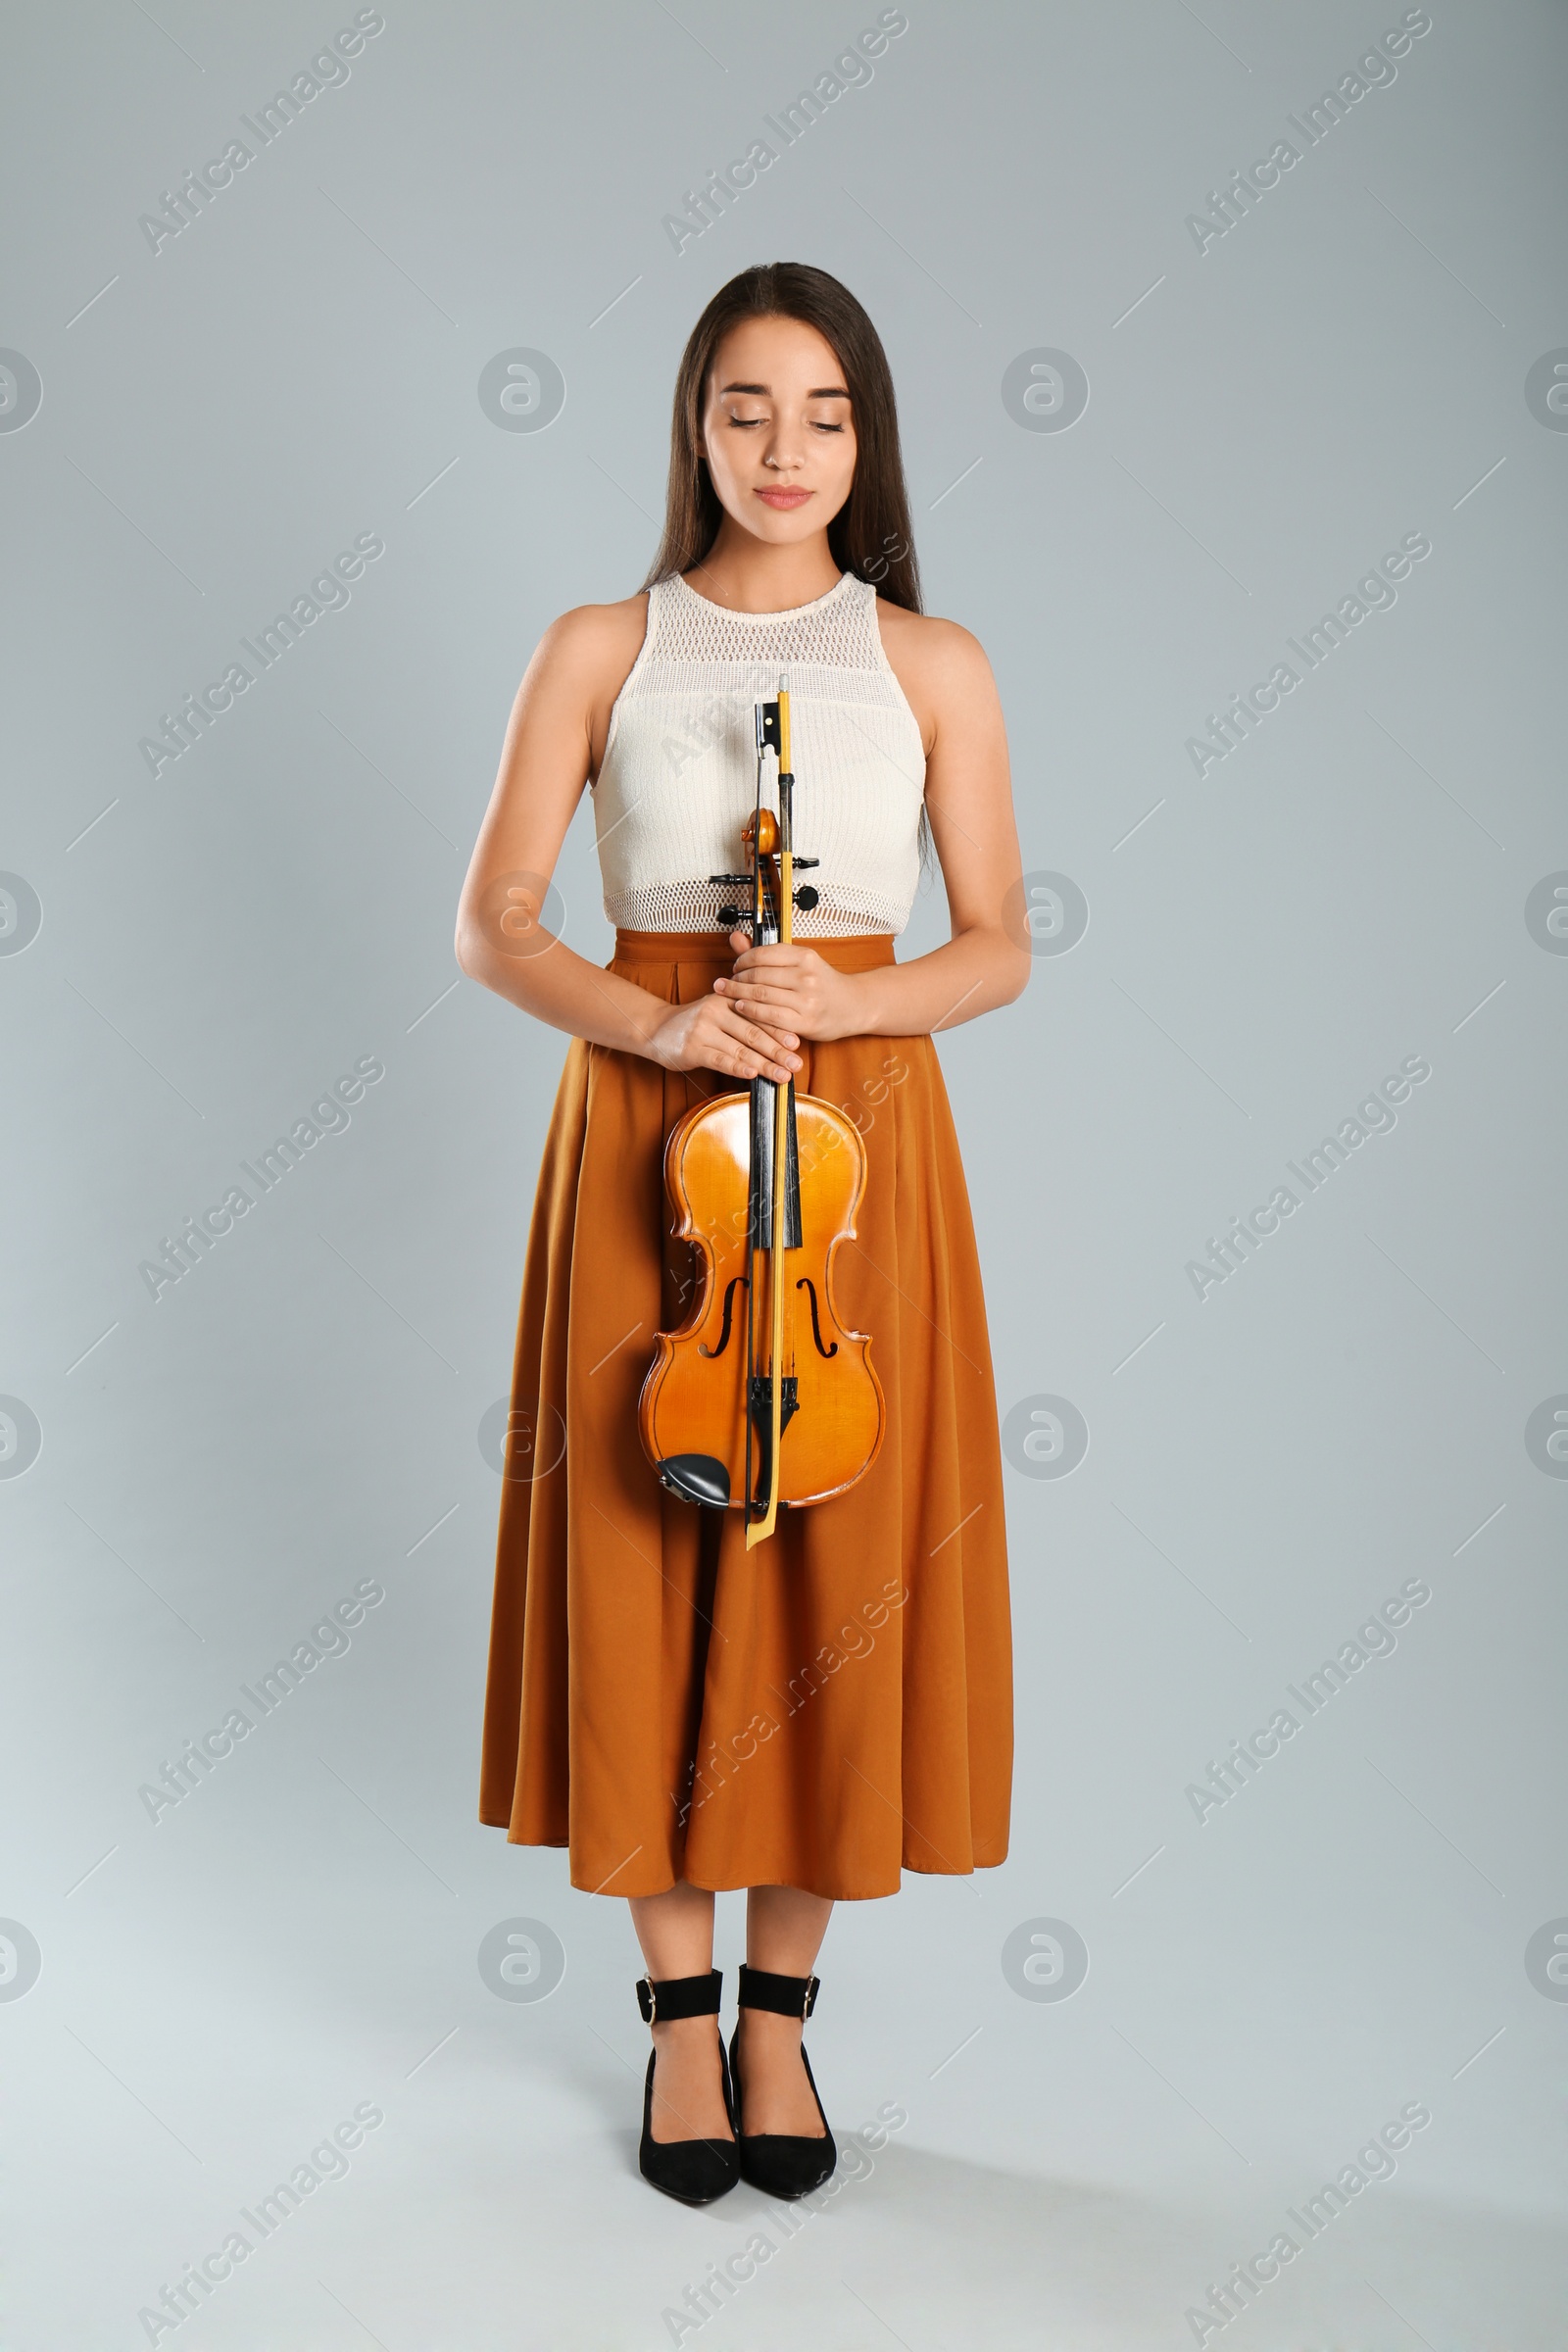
xmin=795 ymin=1276 xmax=838 ymax=1360
xmin=698 ymin=1273 xmax=749 ymax=1359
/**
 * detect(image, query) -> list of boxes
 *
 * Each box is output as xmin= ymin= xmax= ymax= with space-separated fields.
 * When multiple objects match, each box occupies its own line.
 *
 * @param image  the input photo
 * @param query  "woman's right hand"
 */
xmin=649 ymin=992 xmax=803 ymax=1085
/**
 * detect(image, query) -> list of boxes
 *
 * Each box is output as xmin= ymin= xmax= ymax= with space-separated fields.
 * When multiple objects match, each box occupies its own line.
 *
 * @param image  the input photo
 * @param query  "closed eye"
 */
xmin=724 ymin=412 xmax=849 ymax=431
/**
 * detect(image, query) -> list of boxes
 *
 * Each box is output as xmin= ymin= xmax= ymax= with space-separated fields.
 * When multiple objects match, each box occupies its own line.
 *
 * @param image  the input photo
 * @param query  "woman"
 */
xmin=458 ymin=262 xmax=1025 ymax=2206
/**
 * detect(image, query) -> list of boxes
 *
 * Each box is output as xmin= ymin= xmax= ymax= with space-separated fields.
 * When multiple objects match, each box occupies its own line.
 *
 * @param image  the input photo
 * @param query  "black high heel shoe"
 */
xmin=635 ymin=1968 xmax=740 ymax=2205
xmin=728 ymin=1963 xmax=837 ymax=2199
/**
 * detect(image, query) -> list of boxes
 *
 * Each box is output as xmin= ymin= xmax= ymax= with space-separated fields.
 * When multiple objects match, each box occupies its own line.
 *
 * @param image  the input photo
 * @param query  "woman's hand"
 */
xmin=712 ymin=930 xmax=867 ymax=1043
xmin=649 ymin=986 xmax=803 ymax=1085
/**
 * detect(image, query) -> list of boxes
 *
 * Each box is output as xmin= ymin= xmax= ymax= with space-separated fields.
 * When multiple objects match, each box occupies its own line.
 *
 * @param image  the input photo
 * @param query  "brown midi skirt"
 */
xmin=477 ymin=929 xmax=1013 ymax=1900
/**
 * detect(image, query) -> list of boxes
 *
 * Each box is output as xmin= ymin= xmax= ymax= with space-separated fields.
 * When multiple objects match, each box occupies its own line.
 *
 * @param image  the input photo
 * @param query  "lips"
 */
xmin=755 ymin=488 xmax=812 ymax=509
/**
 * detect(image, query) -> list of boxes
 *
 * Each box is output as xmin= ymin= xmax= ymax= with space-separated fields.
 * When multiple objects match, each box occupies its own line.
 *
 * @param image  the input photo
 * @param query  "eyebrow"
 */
xmin=717 ymin=380 xmax=851 ymax=399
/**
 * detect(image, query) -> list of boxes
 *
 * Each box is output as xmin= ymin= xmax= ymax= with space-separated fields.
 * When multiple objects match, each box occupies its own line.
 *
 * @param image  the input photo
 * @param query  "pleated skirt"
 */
xmin=477 ymin=929 xmax=1013 ymax=1900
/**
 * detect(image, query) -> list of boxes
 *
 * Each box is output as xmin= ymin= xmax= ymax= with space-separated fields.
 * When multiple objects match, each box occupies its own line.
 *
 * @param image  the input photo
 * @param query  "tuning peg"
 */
xmin=794 ymin=885 xmax=818 ymax=912
xmin=716 ymin=904 xmax=740 ymax=927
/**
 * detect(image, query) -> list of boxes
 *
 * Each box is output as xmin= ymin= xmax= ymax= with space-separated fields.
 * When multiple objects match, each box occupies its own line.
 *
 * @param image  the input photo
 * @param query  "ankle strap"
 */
xmin=635 ymin=1967 xmax=721 ymax=2024
xmin=736 ymin=1962 xmax=819 ymax=2019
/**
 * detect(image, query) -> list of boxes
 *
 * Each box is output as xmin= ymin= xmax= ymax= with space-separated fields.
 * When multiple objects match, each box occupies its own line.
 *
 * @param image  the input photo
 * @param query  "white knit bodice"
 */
xmin=591 ymin=570 xmax=926 ymax=936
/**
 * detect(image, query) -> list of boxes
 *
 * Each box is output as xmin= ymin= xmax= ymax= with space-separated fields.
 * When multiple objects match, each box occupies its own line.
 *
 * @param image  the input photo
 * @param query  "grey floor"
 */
xmin=7 ymin=1803 xmax=1566 ymax=2347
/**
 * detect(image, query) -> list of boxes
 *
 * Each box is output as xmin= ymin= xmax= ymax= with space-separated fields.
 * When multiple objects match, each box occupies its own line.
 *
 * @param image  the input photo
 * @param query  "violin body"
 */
xmin=639 ymin=1084 xmax=885 ymax=1511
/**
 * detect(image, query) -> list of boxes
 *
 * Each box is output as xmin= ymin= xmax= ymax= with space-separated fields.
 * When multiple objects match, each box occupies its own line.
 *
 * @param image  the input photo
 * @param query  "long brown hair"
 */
xmin=642 ymin=263 xmax=922 ymax=612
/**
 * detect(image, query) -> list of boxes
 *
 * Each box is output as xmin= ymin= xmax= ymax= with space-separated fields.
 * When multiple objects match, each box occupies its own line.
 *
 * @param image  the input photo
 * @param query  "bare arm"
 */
xmin=455 ymin=602 xmax=803 ymax=1085
xmin=715 ymin=610 xmax=1030 ymax=1041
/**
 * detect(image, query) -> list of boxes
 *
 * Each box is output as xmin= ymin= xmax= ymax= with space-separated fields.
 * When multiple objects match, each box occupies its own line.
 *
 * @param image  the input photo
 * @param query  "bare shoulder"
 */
xmin=531 ymin=591 xmax=649 ymax=690
xmin=876 ymin=600 xmax=993 ymax=674
xmin=517 ymin=592 xmax=650 ymax=774
xmin=873 ymin=598 xmax=999 ymax=749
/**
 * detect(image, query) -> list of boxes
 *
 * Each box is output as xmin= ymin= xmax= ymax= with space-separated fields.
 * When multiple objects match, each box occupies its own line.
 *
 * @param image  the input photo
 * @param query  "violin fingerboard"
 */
xmin=748 ymin=1078 xmax=802 ymax=1250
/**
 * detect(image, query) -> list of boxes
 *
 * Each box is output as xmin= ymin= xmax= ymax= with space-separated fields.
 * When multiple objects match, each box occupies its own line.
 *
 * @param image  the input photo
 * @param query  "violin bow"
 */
xmin=747 ymin=676 xmax=793 ymax=1550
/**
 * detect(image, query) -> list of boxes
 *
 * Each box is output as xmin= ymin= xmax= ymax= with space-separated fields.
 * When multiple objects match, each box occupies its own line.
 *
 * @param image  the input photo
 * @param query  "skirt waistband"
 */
xmin=612 ymin=927 xmax=897 ymax=970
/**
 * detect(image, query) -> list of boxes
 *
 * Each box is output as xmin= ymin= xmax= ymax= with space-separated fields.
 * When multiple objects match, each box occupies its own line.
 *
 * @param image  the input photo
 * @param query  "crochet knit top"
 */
xmin=590 ymin=569 xmax=926 ymax=937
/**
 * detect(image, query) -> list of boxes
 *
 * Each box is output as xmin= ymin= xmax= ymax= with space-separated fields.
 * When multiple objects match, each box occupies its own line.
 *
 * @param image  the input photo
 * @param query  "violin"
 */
xmin=637 ymin=679 xmax=885 ymax=1544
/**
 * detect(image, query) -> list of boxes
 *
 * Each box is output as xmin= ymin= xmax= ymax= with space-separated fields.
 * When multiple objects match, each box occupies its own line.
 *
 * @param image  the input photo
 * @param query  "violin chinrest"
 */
xmin=656 ymin=1452 xmax=732 ymax=1508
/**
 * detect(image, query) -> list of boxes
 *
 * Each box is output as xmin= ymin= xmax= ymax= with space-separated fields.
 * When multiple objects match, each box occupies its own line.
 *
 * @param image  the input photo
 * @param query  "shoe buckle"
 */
xmin=638 ymin=1975 xmax=657 ymax=2024
xmin=803 ymin=1973 xmax=819 ymax=2018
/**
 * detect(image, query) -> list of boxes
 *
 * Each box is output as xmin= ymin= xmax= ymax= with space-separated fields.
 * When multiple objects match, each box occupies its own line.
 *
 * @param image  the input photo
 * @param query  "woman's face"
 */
xmin=699 ymin=314 xmax=858 ymax=548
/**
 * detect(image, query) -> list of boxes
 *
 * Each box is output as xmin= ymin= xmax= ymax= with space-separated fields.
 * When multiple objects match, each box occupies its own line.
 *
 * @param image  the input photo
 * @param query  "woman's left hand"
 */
xmin=713 ymin=929 xmax=865 ymax=1043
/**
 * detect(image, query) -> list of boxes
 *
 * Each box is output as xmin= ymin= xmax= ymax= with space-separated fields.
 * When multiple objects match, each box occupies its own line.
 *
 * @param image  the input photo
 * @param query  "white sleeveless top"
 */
xmin=591 ymin=570 xmax=926 ymax=937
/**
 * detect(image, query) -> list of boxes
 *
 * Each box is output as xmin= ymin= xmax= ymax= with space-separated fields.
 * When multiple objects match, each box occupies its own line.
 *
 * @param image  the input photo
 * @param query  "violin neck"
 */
xmin=752 ymin=679 xmax=795 ymax=949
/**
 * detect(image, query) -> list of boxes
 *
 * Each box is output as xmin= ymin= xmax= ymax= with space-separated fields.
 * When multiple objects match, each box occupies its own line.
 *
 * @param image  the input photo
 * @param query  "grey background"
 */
xmin=3 ymin=2 xmax=1565 ymax=2345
